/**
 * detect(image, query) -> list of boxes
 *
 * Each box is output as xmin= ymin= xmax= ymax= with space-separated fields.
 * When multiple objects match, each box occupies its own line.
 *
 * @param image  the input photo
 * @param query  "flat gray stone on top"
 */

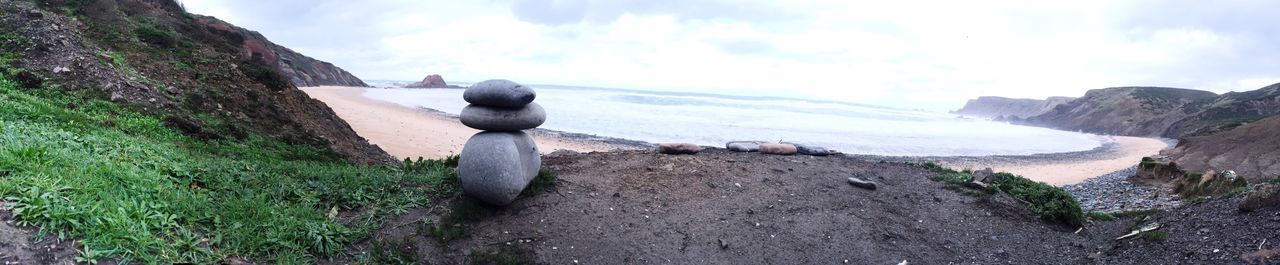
xmin=464 ymin=79 xmax=536 ymax=108
xmin=458 ymin=131 xmax=542 ymax=205
xmin=460 ymin=102 xmax=547 ymax=131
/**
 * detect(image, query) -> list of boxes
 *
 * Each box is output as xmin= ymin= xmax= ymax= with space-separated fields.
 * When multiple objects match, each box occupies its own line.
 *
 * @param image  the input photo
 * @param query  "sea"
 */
xmin=362 ymin=81 xmax=1104 ymax=156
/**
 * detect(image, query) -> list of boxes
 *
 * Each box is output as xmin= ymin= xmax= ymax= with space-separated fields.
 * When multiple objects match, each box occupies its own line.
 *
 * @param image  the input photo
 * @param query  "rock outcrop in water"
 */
xmin=953 ymin=96 xmax=1074 ymax=120
xmin=405 ymin=74 xmax=454 ymax=88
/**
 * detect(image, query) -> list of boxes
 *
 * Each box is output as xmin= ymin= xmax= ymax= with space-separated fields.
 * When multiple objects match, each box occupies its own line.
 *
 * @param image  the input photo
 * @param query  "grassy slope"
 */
xmin=0 ymin=77 xmax=457 ymax=263
xmin=920 ymin=162 xmax=1084 ymax=227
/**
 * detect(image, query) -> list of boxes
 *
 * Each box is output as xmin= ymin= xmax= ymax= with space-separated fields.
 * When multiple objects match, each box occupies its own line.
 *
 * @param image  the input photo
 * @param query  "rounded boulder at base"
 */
xmin=458 ymin=131 xmax=541 ymax=205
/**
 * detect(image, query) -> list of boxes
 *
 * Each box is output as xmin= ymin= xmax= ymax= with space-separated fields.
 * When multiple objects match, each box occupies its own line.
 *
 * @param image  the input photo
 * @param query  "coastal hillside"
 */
xmin=1166 ymin=115 xmax=1280 ymax=181
xmin=1163 ymin=83 xmax=1280 ymax=137
xmin=1023 ymin=87 xmax=1217 ymax=137
xmin=192 ymin=15 xmax=368 ymax=87
xmin=1019 ymin=84 xmax=1280 ymax=139
xmin=0 ymin=0 xmax=389 ymax=163
xmin=953 ymin=96 xmax=1074 ymax=120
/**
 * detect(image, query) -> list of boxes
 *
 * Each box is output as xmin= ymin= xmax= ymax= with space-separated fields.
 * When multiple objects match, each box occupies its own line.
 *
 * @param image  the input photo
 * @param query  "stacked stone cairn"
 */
xmin=457 ymin=80 xmax=546 ymax=205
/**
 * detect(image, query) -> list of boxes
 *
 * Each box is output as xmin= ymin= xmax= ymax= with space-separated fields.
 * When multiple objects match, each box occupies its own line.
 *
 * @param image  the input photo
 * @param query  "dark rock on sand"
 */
xmin=464 ymin=79 xmax=536 ymax=108
xmin=658 ymin=143 xmax=701 ymax=155
xmin=726 ymin=141 xmax=762 ymax=152
xmin=759 ymin=144 xmax=797 ymax=155
xmin=458 ymin=131 xmax=541 ymax=205
xmin=789 ymin=143 xmax=834 ymax=156
xmin=460 ymin=103 xmax=546 ymax=131
xmin=1239 ymin=183 xmax=1280 ymax=212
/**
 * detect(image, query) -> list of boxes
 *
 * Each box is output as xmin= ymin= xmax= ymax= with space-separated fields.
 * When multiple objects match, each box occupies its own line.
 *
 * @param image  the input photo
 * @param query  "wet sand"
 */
xmin=301 ymin=86 xmax=632 ymax=160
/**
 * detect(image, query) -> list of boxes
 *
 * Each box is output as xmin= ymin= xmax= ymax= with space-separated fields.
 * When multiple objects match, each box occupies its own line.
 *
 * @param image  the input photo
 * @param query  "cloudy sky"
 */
xmin=180 ymin=0 xmax=1278 ymax=111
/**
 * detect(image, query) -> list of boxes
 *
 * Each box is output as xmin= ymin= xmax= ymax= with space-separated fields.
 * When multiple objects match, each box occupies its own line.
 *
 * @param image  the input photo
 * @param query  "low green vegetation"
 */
xmin=0 ymin=78 xmax=458 ymax=263
xmin=1172 ymin=171 xmax=1248 ymax=198
xmin=525 ymin=168 xmax=558 ymax=194
xmin=920 ymin=162 xmax=1084 ymax=227
xmin=363 ymin=239 xmax=420 ymax=265
xmin=1086 ymin=211 xmax=1116 ymax=221
xmin=1140 ymin=230 xmax=1169 ymax=241
xmin=1138 ymin=157 xmax=1158 ymax=169
xmin=423 ymin=199 xmax=490 ymax=243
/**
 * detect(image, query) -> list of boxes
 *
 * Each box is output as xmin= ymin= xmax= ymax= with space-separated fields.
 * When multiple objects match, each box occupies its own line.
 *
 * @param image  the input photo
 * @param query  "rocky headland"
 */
xmin=953 ymin=96 xmax=1074 ymax=120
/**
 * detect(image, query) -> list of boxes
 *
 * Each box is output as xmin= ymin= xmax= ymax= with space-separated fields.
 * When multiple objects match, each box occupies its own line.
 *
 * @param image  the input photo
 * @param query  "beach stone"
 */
xmin=460 ymin=103 xmax=546 ymax=131
xmin=658 ymin=143 xmax=701 ymax=155
xmin=458 ymin=131 xmax=541 ymax=205
xmin=726 ymin=141 xmax=762 ymax=152
xmin=758 ymin=144 xmax=797 ymax=155
xmin=793 ymin=144 xmax=833 ymax=156
xmin=463 ymin=79 xmax=536 ymax=108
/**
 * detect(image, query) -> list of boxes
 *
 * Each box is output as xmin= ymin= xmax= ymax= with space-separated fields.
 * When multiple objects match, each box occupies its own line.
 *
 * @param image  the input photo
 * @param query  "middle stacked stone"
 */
xmin=457 ymin=80 xmax=546 ymax=205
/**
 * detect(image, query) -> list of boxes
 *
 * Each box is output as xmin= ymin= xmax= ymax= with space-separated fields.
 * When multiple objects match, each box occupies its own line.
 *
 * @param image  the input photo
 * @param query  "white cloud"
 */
xmin=179 ymin=0 xmax=1280 ymax=111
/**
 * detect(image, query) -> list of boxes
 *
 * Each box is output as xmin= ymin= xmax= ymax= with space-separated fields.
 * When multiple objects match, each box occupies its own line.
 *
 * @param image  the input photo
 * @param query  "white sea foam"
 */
xmin=364 ymin=85 xmax=1103 ymax=156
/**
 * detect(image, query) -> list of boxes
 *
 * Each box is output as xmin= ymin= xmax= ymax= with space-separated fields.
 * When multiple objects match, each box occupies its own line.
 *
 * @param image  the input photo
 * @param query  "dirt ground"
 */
xmin=0 ymin=203 xmax=80 ymax=265
xmin=345 ymin=149 xmax=1149 ymax=264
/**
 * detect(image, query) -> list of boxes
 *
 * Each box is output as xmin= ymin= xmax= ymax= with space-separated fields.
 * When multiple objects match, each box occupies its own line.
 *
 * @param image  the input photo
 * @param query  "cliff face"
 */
xmin=1166 ymin=115 xmax=1280 ymax=181
xmin=1 ymin=0 xmax=390 ymax=163
xmin=953 ymin=96 xmax=1074 ymax=119
xmin=1024 ymin=87 xmax=1218 ymax=137
xmin=192 ymin=15 xmax=368 ymax=87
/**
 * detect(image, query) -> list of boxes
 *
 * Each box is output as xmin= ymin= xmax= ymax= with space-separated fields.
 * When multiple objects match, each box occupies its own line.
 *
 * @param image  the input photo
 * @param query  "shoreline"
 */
xmin=301 ymin=86 xmax=640 ymax=160
xmin=304 ymin=86 xmax=1170 ymax=186
xmin=855 ymin=136 xmax=1172 ymax=186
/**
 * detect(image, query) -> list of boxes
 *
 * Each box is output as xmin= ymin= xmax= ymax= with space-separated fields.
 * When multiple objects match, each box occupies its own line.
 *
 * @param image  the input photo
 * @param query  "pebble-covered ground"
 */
xmin=1063 ymin=166 xmax=1182 ymax=213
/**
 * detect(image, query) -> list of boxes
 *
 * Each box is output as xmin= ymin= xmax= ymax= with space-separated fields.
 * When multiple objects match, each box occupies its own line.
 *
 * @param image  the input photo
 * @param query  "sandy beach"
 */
xmin=931 ymin=136 xmax=1171 ymax=186
xmin=301 ymin=86 xmax=632 ymax=160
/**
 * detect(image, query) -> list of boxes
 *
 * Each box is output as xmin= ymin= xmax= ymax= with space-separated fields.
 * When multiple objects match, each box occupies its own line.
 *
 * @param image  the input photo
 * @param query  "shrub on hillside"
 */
xmin=991 ymin=172 xmax=1084 ymax=227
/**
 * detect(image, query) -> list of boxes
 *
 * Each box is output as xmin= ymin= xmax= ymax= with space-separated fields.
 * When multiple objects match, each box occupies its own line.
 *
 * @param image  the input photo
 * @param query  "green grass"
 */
xmin=0 ymin=78 xmax=458 ymax=263
xmin=1140 ymin=230 xmax=1168 ymax=241
xmin=920 ymin=162 xmax=1083 ymax=227
xmin=424 ymin=200 xmax=487 ymax=243
xmin=1086 ymin=211 xmax=1116 ymax=221
xmin=1138 ymin=157 xmax=1158 ymax=169
xmin=525 ymin=168 xmax=557 ymax=194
